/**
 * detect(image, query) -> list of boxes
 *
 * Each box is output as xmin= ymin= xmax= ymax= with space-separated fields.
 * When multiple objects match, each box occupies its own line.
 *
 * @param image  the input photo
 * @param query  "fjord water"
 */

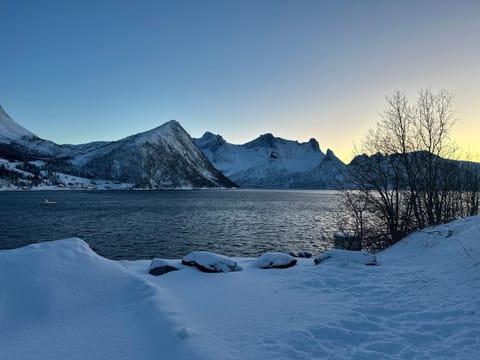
xmin=0 ymin=190 xmax=342 ymax=259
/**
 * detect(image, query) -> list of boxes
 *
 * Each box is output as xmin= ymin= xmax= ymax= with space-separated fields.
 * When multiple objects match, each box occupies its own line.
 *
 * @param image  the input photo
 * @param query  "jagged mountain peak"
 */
xmin=258 ymin=133 xmax=274 ymax=140
xmin=198 ymin=131 xmax=226 ymax=143
xmin=325 ymin=148 xmax=337 ymax=158
xmin=159 ymin=119 xmax=185 ymax=131
xmin=245 ymin=133 xmax=277 ymax=148
xmin=122 ymin=119 xmax=192 ymax=146
xmin=165 ymin=119 xmax=180 ymax=126
xmin=194 ymin=131 xmax=329 ymax=187
xmin=242 ymin=133 xmax=323 ymax=153
xmin=308 ymin=138 xmax=320 ymax=152
xmin=0 ymin=105 xmax=36 ymax=140
xmin=195 ymin=132 xmax=227 ymax=153
xmin=147 ymin=119 xmax=183 ymax=133
xmin=322 ymin=148 xmax=345 ymax=166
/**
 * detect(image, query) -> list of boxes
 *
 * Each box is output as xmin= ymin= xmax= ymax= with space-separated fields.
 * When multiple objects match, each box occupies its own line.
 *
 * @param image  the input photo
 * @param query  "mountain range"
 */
xmin=194 ymin=132 xmax=347 ymax=188
xmin=0 ymin=106 xmax=235 ymax=190
xmin=0 ymin=105 xmax=350 ymax=190
xmin=7 ymin=104 xmax=475 ymax=191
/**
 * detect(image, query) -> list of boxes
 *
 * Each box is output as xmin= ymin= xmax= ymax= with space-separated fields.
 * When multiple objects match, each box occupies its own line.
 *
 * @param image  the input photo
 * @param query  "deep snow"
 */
xmin=1 ymin=217 xmax=479 ymax=359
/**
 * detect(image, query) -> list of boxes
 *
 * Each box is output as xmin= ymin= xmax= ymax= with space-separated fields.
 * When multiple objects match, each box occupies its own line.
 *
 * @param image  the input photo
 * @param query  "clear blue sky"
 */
xmin=1 ymin=0 xmax=479 ymax=161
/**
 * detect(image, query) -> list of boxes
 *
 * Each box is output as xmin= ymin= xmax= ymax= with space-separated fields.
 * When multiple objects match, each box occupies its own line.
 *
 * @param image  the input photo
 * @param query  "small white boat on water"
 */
xmin=42 ymin=199 xmax=57 ymax=205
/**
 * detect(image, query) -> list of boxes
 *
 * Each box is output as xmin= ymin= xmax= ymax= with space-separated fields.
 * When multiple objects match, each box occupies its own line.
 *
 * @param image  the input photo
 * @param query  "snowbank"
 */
xmin=2 ymin=217 xmax=480 ymax=359
xmin=0 ymin=238 xmax=208 ymax=360
xmin=314 ymin=249 xmax=377 ymax=265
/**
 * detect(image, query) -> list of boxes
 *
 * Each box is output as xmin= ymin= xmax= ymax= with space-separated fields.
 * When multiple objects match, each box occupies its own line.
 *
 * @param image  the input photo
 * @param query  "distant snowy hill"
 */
xmin=194 ymin=132 xmax=348 ymax=188
xmin=0 ymin=105 xmax=236 ymax=190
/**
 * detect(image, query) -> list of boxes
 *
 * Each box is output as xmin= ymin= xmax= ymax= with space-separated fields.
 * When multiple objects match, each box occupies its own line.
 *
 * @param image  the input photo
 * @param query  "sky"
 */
xmin=0 ymin=0 xmax=479 ymax=162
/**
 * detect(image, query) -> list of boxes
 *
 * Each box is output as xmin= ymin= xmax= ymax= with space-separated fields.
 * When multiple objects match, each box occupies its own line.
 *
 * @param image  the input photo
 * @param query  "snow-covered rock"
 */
xmin=314 ymin=249 xmax=377 ymax=265
xmin=182 ymin=251 xmax=241 ymax=273
xmin=255 ymin=252 xmax=297 ymax=269
xmin=149 ymin=258 xmax=182 ymax=276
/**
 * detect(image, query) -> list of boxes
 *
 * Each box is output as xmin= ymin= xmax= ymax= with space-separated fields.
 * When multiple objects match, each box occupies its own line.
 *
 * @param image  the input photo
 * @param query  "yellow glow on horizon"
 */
xmin=290 ymin=112 xmax=480 ymax=165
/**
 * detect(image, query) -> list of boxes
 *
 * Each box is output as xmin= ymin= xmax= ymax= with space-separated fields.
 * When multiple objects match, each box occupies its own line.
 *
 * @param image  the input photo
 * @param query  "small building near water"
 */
xmin=334 ymin=232 xmax=362 ymax=251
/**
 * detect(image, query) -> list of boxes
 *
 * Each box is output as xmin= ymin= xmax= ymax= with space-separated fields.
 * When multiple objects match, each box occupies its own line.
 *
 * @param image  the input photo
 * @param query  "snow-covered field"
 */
xmin=1 ymin=217 xmax=479 ymax=359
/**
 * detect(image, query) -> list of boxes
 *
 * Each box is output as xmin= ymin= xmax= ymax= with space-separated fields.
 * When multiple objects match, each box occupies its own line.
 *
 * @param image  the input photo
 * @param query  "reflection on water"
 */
xmin=0 ymin=189 xmax=343 ymax=260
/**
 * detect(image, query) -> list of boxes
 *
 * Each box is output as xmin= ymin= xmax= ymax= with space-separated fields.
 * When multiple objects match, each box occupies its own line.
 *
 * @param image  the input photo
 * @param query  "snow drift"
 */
xmin=0 ymin=238 xmax=208 ymax=360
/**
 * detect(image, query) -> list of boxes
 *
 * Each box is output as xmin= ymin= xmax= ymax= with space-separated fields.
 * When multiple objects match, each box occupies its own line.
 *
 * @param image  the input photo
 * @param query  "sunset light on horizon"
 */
xmin=1 ymin=0 xmax=478 ymax=163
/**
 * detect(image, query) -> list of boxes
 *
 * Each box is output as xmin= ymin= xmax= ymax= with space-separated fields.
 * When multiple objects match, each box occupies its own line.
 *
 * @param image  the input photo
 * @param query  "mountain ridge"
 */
xmin=194 ymin=132 xmax=347 ymax=189
xmin=0 ymin=106 xmax=236 ymax=190
xmin=5 ymin=104 xmax=474 ymax=191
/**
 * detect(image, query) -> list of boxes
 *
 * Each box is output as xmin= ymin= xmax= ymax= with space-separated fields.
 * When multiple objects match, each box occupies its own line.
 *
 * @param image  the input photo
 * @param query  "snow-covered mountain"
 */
xmin=70 ymin=121 xmax=236 ymax=189
xmin=287 ymin=149 xmax=350 ymax=189
xmin=194 ymin=132 xmax=347 ymax=188
xmin=0 ymin=105 xmax=35 ymax=140
xmin=0 ymin=105 xmax=74 ymax=160
xmin=0 ymin=105 xmax=236 ymax=189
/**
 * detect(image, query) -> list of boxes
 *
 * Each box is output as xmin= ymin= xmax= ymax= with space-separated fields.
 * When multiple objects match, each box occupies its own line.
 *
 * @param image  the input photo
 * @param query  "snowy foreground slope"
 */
xmin=1 ymin=217 xmax=480 ymax=359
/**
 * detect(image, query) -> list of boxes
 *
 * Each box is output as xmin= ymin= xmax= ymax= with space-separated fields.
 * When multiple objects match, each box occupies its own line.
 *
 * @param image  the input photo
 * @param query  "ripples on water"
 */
xmin=0 ymin=190 xmax=343 ymax=259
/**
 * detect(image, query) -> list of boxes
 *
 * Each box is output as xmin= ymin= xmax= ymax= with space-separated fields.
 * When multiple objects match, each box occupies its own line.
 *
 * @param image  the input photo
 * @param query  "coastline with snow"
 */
xmin=1 ymin=217 xmax=479 ymax=359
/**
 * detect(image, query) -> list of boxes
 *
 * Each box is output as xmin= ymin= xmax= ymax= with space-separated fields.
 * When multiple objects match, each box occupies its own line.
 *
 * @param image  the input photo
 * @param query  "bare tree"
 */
xmin=343 ymin=89 xmax=479 ymax=248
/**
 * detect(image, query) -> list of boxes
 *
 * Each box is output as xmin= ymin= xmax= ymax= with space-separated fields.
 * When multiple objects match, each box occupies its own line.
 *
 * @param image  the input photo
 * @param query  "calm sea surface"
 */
xmin=0 ymin=190 xmax=343 ymax=260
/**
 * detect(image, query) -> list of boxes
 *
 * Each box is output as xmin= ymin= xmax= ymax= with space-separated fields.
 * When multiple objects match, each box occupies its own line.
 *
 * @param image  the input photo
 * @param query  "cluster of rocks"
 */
xmin=149 ymin=249 xmax=377 ymax=276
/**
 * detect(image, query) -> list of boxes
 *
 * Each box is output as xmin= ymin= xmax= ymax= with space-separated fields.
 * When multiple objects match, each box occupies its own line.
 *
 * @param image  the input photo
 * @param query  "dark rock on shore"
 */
xmin=182 ymin=251 xmax=241 ymax=273
xmin=149 ymin=259 xmax=181 ymax=276
xmin=255 ymin=252 xmax=297 ymax=269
